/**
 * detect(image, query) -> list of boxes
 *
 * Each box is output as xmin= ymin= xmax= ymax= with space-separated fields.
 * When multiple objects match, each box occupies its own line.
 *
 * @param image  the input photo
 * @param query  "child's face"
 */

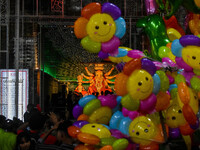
xmin=19 ymin=138 xmax=31 ymax=150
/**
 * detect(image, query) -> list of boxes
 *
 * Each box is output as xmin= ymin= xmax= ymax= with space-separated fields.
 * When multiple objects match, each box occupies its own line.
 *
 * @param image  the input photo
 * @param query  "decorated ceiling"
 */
xmin=42 ymin=25 xmax=119 ymax=81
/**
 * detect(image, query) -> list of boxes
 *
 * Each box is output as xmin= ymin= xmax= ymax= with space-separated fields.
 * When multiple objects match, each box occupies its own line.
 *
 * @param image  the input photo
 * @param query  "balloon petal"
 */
xmin=101 ymin=36 xmax=120 ymax=53
xmin=102 ymin=2 xmax=121 ymax=20
xmin=141 ymin=58 xmax=157 ymax=76
xmin=114 ymin=17 xmax=126 ymax=38
xmin=98 ymin=51 xmax=109 ymax=59
xmin=127 ymin=50 xmax=145 ymax=58
xmin=123 ymin=58 xmax=141 ymax=76
xmin=114 ymin=72 xmax=129 ymax=96
xmin=114 ymin=47 xmax=128 ymax=57
xmin=81 ymin=2 xmax=101 ymax=20
xmin=180 ymin=35 xmax=200 ymax=47
xmin=109 ymin=111 xmax=124 ymax=129
xmin=175 ymin=57 xmax=193 ymax=72
xmin=167 ymin=28 xmax=182 ymax=41
xmin=119 ymin=117 xmax=132 ymax=135
xmin=81 ymin=36 xmax=101 ymax=53
xmin=171 ymin=39 xmax=183 ymax=57
xmin=74 ymin=17 xmax=88 ymax=38
xmin=153 ymin=73 xmax=161 ymax=95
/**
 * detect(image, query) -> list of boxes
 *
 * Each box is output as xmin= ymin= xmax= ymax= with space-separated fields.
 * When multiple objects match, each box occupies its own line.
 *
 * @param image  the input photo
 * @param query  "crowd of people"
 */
xmin=0 ymin=91 xmax=82 ymax=150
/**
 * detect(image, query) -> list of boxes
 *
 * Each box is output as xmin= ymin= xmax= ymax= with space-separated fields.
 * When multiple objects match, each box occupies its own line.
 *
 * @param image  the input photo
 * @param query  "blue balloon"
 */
xmin=78 ymin=95 xmax=96 ymax=107
xmin=116 ymin=96 xmax=122 ymax=104
xmin=153 ymin=73 xmax=161 ymax=94
xmin=171 ymin=39 xmax=183 ymax=57
xmin=102 ymin=124 xmax=111 ymax=130
xmin=115 ymin=17 xmax=126 ymax=39
xmin=113 ymin=47 xmax=128 ymax=57
xmin=169 ymin=84 xmax=178 ymax=93
xmin=119 ymin=117 xmax=132 ymax=135
xmin=109 ymin=111 xmax=124 ymax=129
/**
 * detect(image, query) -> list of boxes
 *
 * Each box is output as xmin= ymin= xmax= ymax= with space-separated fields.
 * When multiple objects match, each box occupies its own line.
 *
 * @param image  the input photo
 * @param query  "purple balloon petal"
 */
xmin=169 ymin=128 xmax=180 ymax=139
xmin=108 ymin=48 xmax=119 ymax=57
xmin=141 ymin=58 xmax=156 ymax=75
xmin=180 ymin=35 xmax=200 ymax=47
xmin=153 ymin=61 xmax=163 ymax=70
xmin=102 ymin=2 xmax=121 ymax=20
xmin=116 ymin=62 xmax=125 ymax=72
xmin=175 ymin=57 xmax=193 ymax=72
xmin=73 ymin=120 xmax=89 ymax=128
xmin=101 ymin=36 xmax=120 ymax=53
xmin=127 ymin=50 xmax=145 ymax=58
xmin=98 ymin=94 xmax=117 ymax=109
xmin=139 ymin=94 xmax=157 ymax=114
xmin=98 ymin=51 xmax=109 ymax=59
xmin=162 ymin=57 xmax=177 ymax=67
xmin=72 ymin=104 xmax=83 ymax=119
xmin=110 ymin=129 xmax=125 ymax=139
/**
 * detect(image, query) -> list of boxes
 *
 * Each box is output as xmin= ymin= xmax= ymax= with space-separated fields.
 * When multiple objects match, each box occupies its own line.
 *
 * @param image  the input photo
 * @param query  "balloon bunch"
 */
xmin=74 ymin=2 xmax=126 ymax=58
xmin=109 ymin=111 xmax=167 ymax=150
xmin=165 ymin=83 xmax=199 ymax=139
xmin=71 ymin=95 xmax=130 ymax=150
xmin=171 ymin=35 xmax=200 ymax=91
xmin=115 ymin=57 xmax=170 ymax=114
xmin=72 ymin=94 xmax=122 ymax=125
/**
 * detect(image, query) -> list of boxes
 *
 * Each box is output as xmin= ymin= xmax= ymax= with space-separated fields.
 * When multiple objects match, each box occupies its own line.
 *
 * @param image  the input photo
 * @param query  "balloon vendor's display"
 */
xmin=171 ymin=35 xmax=200 ymax=92
xmin=74 ymin=2 xmax=126 ymax=58
xmin=115 ymin=57 xmax=170 ymax=114
xmin=165 ymin=84 xmax=199 ymax=139
xmin=71 ymin=1 xmax=200 ymax=150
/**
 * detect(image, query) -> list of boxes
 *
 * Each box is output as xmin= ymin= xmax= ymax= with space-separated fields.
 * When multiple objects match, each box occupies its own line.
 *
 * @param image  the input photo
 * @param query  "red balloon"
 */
xmin=178 ymin=82 xmax=190 ymax=104
xmin=114 ymin=73 xmax=129 ymax=96
xmin=75 ymin=144 xmax=95 ymax=150
xmin=123 ymin=58 xmax=141 ymax=76
xmin=182 ymin=104 xmax=197 ymax=125
xmin=100 ymin=145 xmax=113 ymax=150
xmin=179 ymin=123 xmax=194 ymax=136
xmin=67 ymin=126 xmax=81 ymax=138
xmin=77 ymin=133 xmax=100 ymax=145
xmin=155 ymin=91 xmax=170 ymax=112
xmin=81 ymin=3 xmax=101 ymax=20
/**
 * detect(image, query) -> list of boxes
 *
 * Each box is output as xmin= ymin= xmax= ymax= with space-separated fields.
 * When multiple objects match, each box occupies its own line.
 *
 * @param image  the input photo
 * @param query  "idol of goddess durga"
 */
xmin=81 ymin=64 xmax=116 ymax=95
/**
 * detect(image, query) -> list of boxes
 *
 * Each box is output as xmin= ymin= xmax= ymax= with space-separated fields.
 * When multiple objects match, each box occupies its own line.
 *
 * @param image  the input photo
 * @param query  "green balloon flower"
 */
xmin=136 ymin=14 xmax=170 ymax=61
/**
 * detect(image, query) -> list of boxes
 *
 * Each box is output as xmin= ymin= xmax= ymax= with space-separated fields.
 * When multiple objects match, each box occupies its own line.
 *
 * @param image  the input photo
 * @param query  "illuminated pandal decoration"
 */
xmin=74 ymin=64 xmax=116 ymax=96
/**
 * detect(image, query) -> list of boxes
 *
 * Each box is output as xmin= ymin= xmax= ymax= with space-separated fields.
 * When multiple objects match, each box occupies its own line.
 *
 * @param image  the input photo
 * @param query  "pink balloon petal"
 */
xmin=101 ymin=36 xmax=120 ymax=53
xmin=127 ymin=50 xmax=145 ymax=58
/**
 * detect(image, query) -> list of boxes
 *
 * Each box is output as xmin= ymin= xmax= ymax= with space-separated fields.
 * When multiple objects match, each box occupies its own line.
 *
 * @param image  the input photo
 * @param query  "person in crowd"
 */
xmin=15 ymin=131 xmax=35 ymax=150
xmin=0 ymin=115 xmax=17 ymax=150
xmin=24 ymin=104 xmax=35 ymax=123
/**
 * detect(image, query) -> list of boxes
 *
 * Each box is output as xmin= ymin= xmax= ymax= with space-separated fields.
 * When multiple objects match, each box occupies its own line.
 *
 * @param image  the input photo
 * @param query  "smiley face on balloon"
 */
xmin=171 ymin=35 xmax=200 ymax=91
xmin=165 ymin=104 xmax=186 ymax=128
xmin=127 ymin=70 xmax=153 ymax=100
xmin=129 ymin=116 xmax=156 ymax=145
xmin=182 ymin=46 xmax=200 ymax=70
xmin=74 ymin=2 xmax=126 ymax=56
xmin=116 ymin=58 xmax=170 ymax=114
xmin=87 ymin=13 xmax=116 ymax=43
